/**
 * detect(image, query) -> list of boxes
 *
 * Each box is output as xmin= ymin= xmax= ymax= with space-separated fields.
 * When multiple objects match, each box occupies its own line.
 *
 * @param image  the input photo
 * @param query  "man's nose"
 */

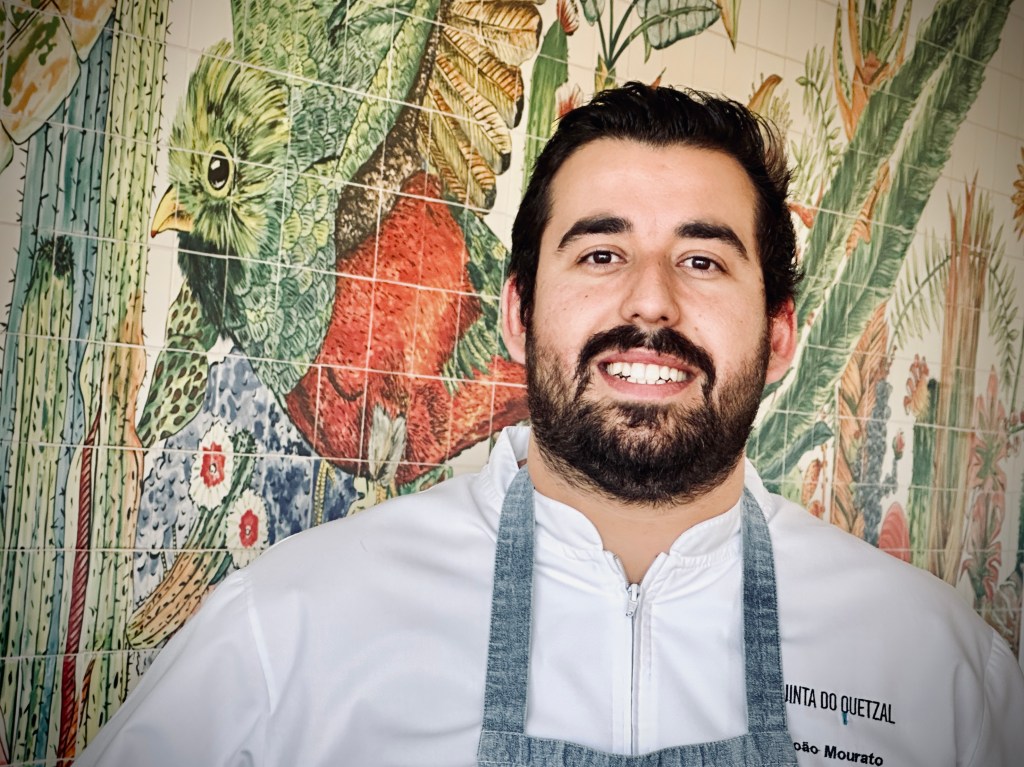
xmin=620 ymin=260 xmax=681 ymax=328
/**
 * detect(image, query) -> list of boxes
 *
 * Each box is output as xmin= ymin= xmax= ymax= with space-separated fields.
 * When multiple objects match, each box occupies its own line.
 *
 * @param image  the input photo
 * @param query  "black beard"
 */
xmin=526 ymin=325 xmax=769 ymax=505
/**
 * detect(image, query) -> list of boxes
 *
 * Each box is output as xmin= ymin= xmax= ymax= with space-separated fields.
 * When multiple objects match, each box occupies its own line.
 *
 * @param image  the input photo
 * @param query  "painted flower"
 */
xmin=189 ymin=420 xmax=234 ymax=510
xmin=968 ymin=368 xmax=1008 ymax=495
xmin=367 ymin=404 xmax=406 ymax=485
xmin=800 ymin=457 xmax=823 ymax=507
xmin=225 ymin=489 xmax=269 ymax=568
xmin=556 ymin=0 xmax=579 ymax=34
xmin=892 ymin=431 xmax=905 ymax=460
xmin=556 ymin=83 xmax=585 ymax=120
xmin=1012 ymin=146 xmax=1023 ymax=240
xmin=878 ymin=503 xmax=910 ymax=563
xmin=903 ymin=354 xmax=930 ymax=417
xmin=958 ymin=369 xmax=1008 ymax=607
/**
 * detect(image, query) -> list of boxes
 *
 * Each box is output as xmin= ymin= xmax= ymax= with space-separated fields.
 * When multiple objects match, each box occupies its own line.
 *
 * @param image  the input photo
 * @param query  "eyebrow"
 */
xmin=556 ymin=215 xmax=631 ymax=250
xmin=676 ymin=221 xmax=749 ymax=260
xmin=555 ymin=215 xmax=749 ymax=260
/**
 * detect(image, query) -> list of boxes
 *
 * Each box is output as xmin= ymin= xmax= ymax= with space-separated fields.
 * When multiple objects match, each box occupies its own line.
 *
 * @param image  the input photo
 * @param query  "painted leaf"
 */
xmin=0 ymin=0 xmax=117 ymax=173
xmin=840 ymin=302 xmax=889 ymax=426
xmin=748 ymin=74 xmax=782 ymax=116
xmin=714 ymin=0 xmax=740 ymax=46
xmin=638 ymin=0 xmax=719 ymax=50
xmin=522 ymin=23 xmax=569 ymax=188
xmin=988 ymin=568 xmax=1023 ymax=655
xmin=959 ymin=368 xmax=1009 ymax=607
xmin=5 ymin=7 xmax=81 ymax=143
xmin=968 ymin=368 xmax=1009 ymax=495
xmin=756 ymin=420 xmax=833 ymax=494
xmin=800 ymin=457 xmax=823 ymax=507
xmin=878 ymin=502 xmax=911 ymax=562
xmin=451 ymin=1 xmax=542 ymax=66
xmin=984 ymin=253 xmax=1019 ymax=395
xmin=831 ymin=301 xmax=889 ymax=537
xmin=443 ymin=208 xmax=511 ymax=384
xmin=425 ymin=0 xmax=540 ymax=210
xmin=579 ymin=0 xmax=604 ymax=24
xmin=960 ymin=491 xmax=1003 ymax=605
xmin=439 ymin=29 xmax=525 ymax=126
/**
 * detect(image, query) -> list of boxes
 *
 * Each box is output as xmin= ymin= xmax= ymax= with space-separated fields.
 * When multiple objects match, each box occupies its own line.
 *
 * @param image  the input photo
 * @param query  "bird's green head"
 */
xmin=156 ymin=40 xmax=291 ymax=259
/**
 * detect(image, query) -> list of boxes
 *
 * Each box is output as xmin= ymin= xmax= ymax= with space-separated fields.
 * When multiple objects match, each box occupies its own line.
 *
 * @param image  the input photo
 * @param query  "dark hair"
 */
xmin=509 ymin=82 xmax=801 ymax=322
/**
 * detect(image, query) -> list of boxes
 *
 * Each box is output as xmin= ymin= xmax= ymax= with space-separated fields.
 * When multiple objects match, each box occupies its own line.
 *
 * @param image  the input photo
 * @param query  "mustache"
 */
xmin=573 ymin=325 xmax=716 ymax=399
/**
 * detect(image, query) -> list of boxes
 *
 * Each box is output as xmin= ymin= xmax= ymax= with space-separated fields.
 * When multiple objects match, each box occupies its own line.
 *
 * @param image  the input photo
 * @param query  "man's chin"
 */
xmin=605 ymin=399 xmax=704 ymax=430
xmin=586 ymin=413 xmax=690 ymax=457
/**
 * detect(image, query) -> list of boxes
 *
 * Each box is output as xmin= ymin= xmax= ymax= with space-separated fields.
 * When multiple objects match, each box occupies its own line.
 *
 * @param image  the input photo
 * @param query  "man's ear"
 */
xmin=765 ymin=298 xmax=797 ymax=385
xmin=500 ymin=278 xmax=527 ymax=365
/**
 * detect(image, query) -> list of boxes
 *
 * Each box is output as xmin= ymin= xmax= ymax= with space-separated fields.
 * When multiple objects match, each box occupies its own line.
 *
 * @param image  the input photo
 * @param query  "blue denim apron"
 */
xmin=477 ymin=467 xmax=797 ymax=766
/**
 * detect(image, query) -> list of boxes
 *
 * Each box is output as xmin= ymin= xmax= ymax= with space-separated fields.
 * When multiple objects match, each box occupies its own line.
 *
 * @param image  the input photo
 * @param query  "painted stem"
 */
xmin=57 ymin=409 xmax=100 ymax=759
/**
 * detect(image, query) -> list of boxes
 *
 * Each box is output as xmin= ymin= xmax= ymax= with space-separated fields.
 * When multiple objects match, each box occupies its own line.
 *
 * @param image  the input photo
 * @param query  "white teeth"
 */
xmin=605 ymin=361 xmax=690 ymax=385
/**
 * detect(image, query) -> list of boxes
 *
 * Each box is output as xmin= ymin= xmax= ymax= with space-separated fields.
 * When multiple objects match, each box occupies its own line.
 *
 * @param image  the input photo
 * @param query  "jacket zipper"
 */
xmin=626 ymin=582 xmax=641 ymax=753
xmin=626 ymin=582 xmax=640 ymax=618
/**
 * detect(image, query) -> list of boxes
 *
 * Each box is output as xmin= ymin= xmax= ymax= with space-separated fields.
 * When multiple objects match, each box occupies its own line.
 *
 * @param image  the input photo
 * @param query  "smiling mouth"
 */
xmin=604 ymin=361 xmax=694 ymax=385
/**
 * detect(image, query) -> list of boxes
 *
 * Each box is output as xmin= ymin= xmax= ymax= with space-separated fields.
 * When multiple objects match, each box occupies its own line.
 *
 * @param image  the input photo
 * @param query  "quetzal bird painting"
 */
xmin=126 ymin=0 xmax=541 ymax=645
xmin=142 ymin=0 xmax=538 ymax=492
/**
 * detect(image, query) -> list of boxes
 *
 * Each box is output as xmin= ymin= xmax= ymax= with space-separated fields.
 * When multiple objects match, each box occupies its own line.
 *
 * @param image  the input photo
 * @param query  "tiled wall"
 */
xmin=0 ymin=0 xmax=1021 ymax=762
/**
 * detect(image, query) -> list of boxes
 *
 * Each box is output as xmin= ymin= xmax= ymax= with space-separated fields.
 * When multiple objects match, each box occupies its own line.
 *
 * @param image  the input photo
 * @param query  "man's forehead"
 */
xmin=540 ymin=138 xmax=758 ymax=248
xmin=549 ymin=137 xmax=749 ymax=183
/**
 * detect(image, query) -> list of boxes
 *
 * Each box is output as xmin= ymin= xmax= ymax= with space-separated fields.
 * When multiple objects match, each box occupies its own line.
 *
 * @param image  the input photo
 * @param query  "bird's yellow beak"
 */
xmin=151 ymin=186 xmax=194 ymax=237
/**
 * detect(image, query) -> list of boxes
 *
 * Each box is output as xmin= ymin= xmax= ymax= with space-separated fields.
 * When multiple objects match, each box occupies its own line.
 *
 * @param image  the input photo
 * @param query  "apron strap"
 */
xmin=739 ymin=489 xmax=788 ymax=734
xmin=481 ymin=467 xmax=535 ymax=733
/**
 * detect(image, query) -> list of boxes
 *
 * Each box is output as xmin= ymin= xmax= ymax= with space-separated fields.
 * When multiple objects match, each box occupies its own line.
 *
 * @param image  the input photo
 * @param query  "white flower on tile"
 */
xmin=556 ymin=82 xmax=585 ymax=119
xmin=225 ymin=489 xmax=269 ymax=568
xmin=189 ymin=420 xmax=235 ymax=510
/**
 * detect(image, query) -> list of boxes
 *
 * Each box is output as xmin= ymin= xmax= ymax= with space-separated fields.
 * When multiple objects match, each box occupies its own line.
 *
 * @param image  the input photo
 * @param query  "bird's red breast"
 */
xmin=284 ymin=172 xmax=526 ymax=484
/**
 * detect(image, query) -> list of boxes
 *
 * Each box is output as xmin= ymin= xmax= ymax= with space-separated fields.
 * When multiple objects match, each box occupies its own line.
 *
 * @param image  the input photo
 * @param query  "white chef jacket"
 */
xmin=76 ymin=426 xmax=1024 ymax=766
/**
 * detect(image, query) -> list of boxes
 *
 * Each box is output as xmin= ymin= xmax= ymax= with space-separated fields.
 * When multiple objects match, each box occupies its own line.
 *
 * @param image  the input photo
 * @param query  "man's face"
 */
xmin=502 ymin=139 xmax=795 ymax=504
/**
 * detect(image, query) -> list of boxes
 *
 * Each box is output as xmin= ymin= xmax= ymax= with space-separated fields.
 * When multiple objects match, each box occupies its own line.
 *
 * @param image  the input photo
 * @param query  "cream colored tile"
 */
xmin=1000 ymin=12 xmax=1024 ymax=76
xmin=786 ymin=0 xmax=820 ymax=61
xmin=690 ymin=30 xmax=727 ymax=93
xmin=755 ymin=0 xmax=792 ymax=59
xmin=187 ymin=0 xmax=232 ymax=53
xmin=997 ymin=72 xmax=1023 ymax=138
xmin=722 ymin=41 xmax=758 ymax=102
xmin=972 ymin=61 xmax=1003 ymax=131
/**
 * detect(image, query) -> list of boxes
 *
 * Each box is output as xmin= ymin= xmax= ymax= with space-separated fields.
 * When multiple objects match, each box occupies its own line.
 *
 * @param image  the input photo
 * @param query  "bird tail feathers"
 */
xmin=421 ymin=0 xmax=542 ymax=210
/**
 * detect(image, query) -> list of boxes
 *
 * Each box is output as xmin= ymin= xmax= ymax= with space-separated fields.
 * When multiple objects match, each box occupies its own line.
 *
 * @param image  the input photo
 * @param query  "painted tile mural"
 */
xmin=0 ymin=0 xmax=1021 ymax=761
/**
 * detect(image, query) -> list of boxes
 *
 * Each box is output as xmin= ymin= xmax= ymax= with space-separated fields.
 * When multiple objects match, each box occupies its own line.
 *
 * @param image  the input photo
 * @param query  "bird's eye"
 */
xmin=208 ymin=153 xmax=229 ymax=189
xmin=204 ymin=144 xmax=234 ymax=197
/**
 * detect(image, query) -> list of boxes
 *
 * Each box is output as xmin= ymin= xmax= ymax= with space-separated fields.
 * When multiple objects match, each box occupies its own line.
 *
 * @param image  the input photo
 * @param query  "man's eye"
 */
xmin=582 ymin=250 xmax=618 ymax=265
xmin=684 ymin=255 xmax=719 ymax=271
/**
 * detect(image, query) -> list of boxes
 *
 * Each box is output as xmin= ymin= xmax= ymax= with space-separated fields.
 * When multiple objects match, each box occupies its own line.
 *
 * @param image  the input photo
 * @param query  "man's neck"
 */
xmin=524 ymin=437 xmax=747 ymax=584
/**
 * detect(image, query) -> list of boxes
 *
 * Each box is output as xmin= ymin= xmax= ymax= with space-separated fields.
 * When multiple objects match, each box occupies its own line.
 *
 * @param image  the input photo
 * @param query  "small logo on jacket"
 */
xmin=785 ymin=683 xmax=896 ymax=725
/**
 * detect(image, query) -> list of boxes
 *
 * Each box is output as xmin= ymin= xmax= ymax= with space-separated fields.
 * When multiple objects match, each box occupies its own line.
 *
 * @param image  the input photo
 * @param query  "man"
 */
xmin=77 ymin=84 xmax=1023 ymax=766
